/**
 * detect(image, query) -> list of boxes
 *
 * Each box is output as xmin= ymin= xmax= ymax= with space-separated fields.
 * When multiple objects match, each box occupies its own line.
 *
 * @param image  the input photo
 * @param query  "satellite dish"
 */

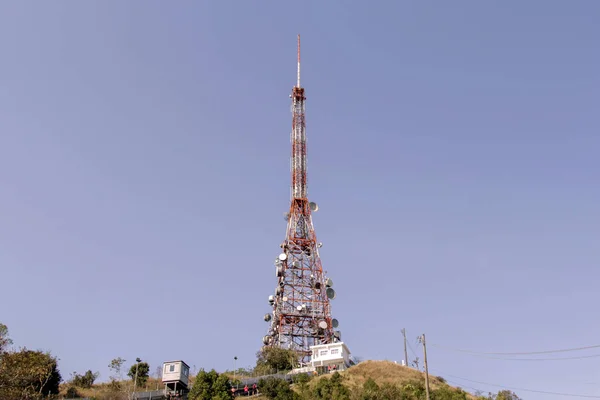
xmin=318 ymin=242 xmax=323 ymax=248
xmin=264 ymin=314 xmax=272 ymax=322
xmin=326 ymin=287 xmax=336 ymax=299
xmin=314 ymin=282 xmax=321 ymax=290
xmin=278 ymin=253 xmax=287 ymax=261
xmin=263 ymin=336 xmax=271 ymax=345
xmin=325 ymin=278 xmax=333 ymax=288
xmin=282 ymin=296 xmax=288 ymax=302
xmin=334 ymin=330 xmax=342 ymax=340
xmin=318 ymin=320 xmax=328 ymax=329
xmin=309 ymin=202 xmax=319 ymax=212
xmin=297 ymin=305 xmax=303 ymax=311
xmin=332 ymin=319 xmax=339 ymax=328
xmin=292 ymin=261 xmax=301 ymax=268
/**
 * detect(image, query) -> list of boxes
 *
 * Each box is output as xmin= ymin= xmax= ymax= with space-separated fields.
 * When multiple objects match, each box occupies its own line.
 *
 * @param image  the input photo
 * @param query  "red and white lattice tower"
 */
xmin=262 ymin=35 xmax=340 ymax=365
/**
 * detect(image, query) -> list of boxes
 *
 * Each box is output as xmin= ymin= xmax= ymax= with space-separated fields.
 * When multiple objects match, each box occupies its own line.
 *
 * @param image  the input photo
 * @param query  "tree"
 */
xmin=108 ymin=357 xmax=126 ymax=391
xmin=361 ymin=378 xmax=380 ymax=400
xmin=0 ymin=323 xmax=12 ymax=353
xmin=71 ymin=369 xmax=99 ymax=388
xmin=109 ymin=357 xmax=126 ymax=380
xmin=0 ymin=348 xmax=62 ymax=399
xmin=255 ymin=347 xmax=297 ymax=375
xmin=258 ymin=377 xmax=298 ymax=400
xmin=495 ymin=390 xmax=522 ymax=400
xmin=312 ymin=372 xmax=350 ymax=400
xmin=65 ymin=386 xmax=81 ymax=399
xmin=188 ymin=368 xmax=231 ymax=400
xmin=128 ymin=360 xmax=150 ymax=387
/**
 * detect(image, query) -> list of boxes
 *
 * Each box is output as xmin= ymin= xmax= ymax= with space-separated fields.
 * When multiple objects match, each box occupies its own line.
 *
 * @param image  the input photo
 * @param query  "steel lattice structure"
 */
xmin=262 ymin=35 xmax=340 ymax=365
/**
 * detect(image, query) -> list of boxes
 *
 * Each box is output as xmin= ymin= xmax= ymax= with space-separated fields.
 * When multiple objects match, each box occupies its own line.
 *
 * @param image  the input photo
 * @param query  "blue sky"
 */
xmin=1 ymin=1 xmax=599 ymax=398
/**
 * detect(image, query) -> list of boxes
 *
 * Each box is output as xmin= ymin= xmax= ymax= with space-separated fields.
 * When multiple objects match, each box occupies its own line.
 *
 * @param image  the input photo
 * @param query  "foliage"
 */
xmin=360 ymin=378 xmax=380 ymax=400
xmin=0 ymin=323 xmax=12 ymax=353
xmin=127 ymin=361 xmax=150 ymax=387
xmin=400 ymin=380 xmax=427 ymax=399
xmin=108 ymin=357 xmax=126 ymax=381
xmin=292 ymin=373 xmax=313 ymax=399
xmin=432 ymin=385 xmax=468 ymax=400
xmin=188 ymin=368 xmax=231 ymax=400
xmin=71 ymin=369 xmax=100 ymax=388
xmin=107 ymin=357 xmax=126 ymax=392
xmin=0 ymin=348 xmax=62 ymax=399
xmin=65 ymin=386 xmax=81 ymax=398
xmin=493 ymin=391 xmax=522 ymax=400
xmin=258 ymin=377 xmax=299 ymax=400
xmin=312 ymin=372 xmax=351 ymax=400
xmin=255 ymin=346 xmax=298 ymax=375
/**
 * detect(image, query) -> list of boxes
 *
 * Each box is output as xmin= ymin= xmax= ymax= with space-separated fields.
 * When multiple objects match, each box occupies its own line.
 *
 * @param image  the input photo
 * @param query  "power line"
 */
xmin=432 ymin=370 xmax=600 ymax=398
xmin=444 ymin=379 xmax=487 ymax=396
xmin=433 ymin=347 xmax=600 ymax=361
xmin=429 ymin=342 xmax=600 ymax=355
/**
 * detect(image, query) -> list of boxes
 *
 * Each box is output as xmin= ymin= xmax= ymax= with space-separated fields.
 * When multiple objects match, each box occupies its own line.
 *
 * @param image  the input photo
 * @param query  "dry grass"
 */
xmin=305 ymin=360 xmax=478 ymax=399
xmin=59 ymin=377 xmax=166 ymax=399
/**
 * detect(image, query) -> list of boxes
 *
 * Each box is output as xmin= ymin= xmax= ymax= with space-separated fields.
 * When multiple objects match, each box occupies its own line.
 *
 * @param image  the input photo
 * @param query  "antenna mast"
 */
xmin=297 ymin=34 xmax=301 ymax=88
xmin=290 ymin=34 xmax=307 ymax=200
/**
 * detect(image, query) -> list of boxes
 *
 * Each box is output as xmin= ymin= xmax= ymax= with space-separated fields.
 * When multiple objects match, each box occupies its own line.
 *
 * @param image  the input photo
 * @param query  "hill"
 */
xmin=298 ymin=360 xmax=478 ymax=399
xmin=57 ymin=361 xmax=480 ymax=399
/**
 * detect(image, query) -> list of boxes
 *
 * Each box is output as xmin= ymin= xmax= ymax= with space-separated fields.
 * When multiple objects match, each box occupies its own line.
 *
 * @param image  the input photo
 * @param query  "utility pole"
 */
xmin=132 ymin=357 xmax=141 ymax=400
xmin=401 ymin=328 xmax=409 ymax=368
xmin=233 ymin=356 xmax=238 ymax=382
xmin=418 ymin=335 xmax=430 ymax=400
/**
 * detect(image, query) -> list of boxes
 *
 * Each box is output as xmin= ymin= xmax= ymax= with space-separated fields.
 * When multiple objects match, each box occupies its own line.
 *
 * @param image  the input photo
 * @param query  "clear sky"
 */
xmin=1 ymin=1 xmax=598 ymax=398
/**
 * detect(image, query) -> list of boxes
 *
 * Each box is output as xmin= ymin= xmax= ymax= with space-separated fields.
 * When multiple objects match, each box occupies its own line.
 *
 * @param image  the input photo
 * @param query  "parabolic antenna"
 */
xmin=282 ymin=296 xmax=288 ymax=302
xmin=334 ymin=331 xmax=342 ymax=340
xmin=292 ymin=261 xmax=301 ymax=268
xmin=326 ymin=287 xmax=336 ymax=299
xmin=278 ymin=253 xmax=287 ymax=261
xmin=325 ymin=278 xmax=333 ymax=288
xmin=309 ymin=202 xmax=319 ymax=212
xmin=332 ymin=318 xmax=339 ymax=328
xmin=264 ymin=314 xmax=272 ymax=322
xmin=318 ymin=320 xmax=328 ymax=329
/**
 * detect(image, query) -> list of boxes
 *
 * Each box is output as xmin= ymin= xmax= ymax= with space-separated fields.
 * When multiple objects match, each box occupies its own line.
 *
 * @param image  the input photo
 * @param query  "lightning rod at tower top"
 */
xmin=296 ymin=34 xmax=301 ymax=88
xmin=261 ymin=35 xmax=349 ymax=368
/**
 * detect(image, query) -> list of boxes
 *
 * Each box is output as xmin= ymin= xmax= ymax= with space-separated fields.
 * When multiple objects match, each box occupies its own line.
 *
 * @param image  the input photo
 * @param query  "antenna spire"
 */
xmin=297 ymin=34 xmax=301 ymax=88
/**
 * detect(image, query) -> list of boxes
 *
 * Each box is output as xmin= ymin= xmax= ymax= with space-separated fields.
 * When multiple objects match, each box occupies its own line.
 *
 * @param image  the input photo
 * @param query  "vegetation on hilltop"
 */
xmin=190 ymin=348 xmax=521 ymax=400
xmin=0 ymin=322 xmax=521 ymax=400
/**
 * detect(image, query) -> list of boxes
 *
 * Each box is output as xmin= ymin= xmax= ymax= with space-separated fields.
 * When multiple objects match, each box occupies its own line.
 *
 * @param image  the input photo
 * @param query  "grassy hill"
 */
xmin=59 ymin=361 xmax=478 ymax=399
xmin=301 ymin=360 xmax=477 ymax=399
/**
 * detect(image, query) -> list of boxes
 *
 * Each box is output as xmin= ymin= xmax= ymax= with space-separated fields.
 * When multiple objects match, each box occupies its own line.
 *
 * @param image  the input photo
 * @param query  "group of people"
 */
xmin=231 ymin=382 xmax=258 ymax=397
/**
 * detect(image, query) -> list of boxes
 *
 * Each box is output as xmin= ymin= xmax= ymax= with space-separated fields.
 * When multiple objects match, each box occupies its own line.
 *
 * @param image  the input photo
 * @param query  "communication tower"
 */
xmin=262 ymin=35 xmax=342 ymax=365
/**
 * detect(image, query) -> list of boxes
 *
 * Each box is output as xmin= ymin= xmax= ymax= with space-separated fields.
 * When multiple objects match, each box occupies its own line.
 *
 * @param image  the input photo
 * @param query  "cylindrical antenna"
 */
xmin=297 ymin=34 xmax=301 ymax=88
